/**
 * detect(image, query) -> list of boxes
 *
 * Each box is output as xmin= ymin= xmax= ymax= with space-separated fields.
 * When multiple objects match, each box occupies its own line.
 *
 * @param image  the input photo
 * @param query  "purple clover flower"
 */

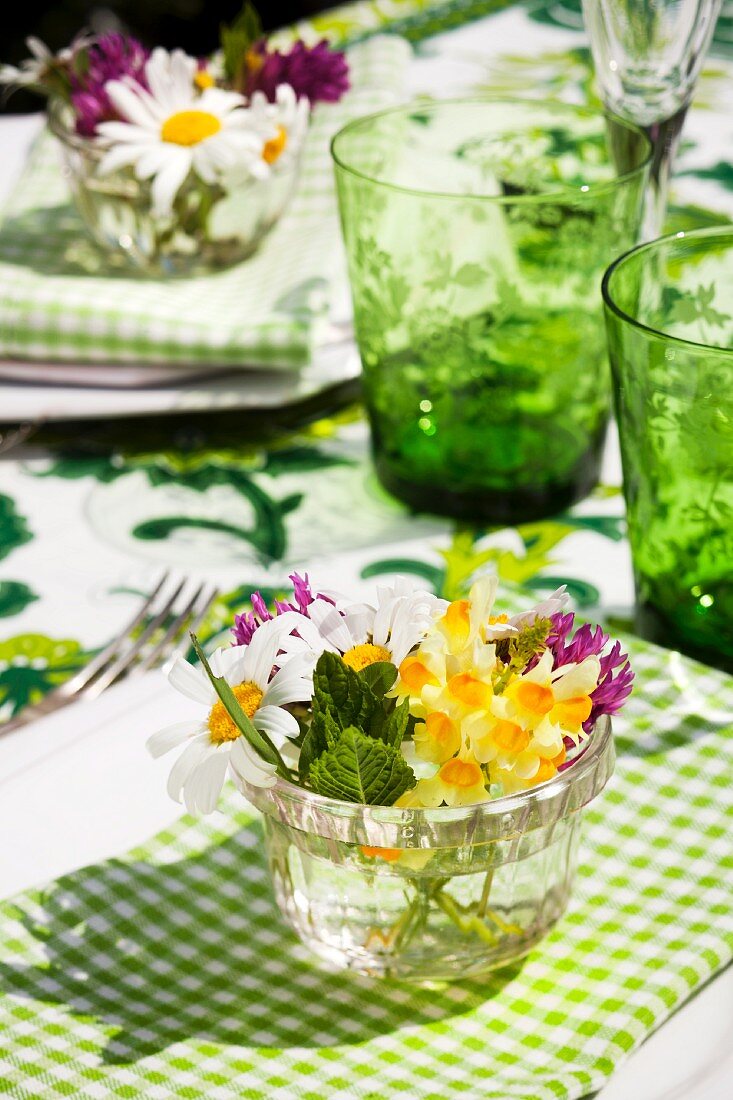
xmin=545 ymin=611 xmax=634 ymax=732
xmin=232 ymin=572 xmax=331 ymax=646
xmin=246 ymin=39 xmax=349 ymax=105
xmin=70 ymin=34 xmax=149 ymax=137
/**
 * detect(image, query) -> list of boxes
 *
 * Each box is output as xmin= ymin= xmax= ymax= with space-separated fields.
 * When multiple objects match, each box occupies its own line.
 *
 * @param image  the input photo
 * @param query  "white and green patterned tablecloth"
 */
xmin=0 ymin=2 xmax=732 ymax=1099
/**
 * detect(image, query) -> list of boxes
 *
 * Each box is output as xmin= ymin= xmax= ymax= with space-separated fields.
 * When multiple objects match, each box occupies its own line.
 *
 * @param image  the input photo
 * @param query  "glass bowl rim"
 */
xmin=602 ymin=224 xmax=733 ymax=354
xmin=240 ymin=715 xmax=614 ymax=848
xmin=330 ymin=96 xmax=652 ymax=204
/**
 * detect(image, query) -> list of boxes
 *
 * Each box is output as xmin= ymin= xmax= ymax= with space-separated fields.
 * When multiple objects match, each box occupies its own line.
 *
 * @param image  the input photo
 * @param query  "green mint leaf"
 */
xmin=313 ymin=650 xmax=378 ymax=728
xmin=189 ymin=634 xmax=288 ymax=777
xmin=308 ymin=727 xmax=416 ymax=805
xmin=298 ymin=702 xmax=340 ymax=782
xmin=358 ymin=661 xmax=398 ymax=696
xmin=383 ymin=697 xmax=410 ymax=749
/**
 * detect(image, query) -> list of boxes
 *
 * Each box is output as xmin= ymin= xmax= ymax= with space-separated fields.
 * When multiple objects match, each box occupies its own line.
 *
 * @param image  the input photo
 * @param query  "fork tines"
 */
xmin=0 ymin=572 xmax=219 ymax=735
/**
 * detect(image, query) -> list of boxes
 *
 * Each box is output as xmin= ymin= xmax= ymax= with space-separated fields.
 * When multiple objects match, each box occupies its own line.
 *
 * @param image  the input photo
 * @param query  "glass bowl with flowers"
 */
xmin=148 ymin=573 xmax=633 ymax=982
xmin=0 ymin=4 xmax=348 ymax=275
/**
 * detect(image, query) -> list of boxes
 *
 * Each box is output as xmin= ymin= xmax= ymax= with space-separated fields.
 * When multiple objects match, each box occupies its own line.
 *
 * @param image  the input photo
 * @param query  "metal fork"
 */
xmin=0 ymin=572 xmax=219 ymax=735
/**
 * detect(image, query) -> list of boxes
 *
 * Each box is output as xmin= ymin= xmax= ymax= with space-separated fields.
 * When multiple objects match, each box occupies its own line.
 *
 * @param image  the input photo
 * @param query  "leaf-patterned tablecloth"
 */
xmin=1 ymin=1 xmax=733 ymax=1098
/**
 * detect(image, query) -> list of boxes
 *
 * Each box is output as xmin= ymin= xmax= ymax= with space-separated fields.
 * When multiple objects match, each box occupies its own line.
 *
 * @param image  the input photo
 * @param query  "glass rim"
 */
xmin=240 ymin=715 xmax=614 ymax=849
xmin=330 ymin=96 xmax=652 ymax=204
xmin=602 ymin=224 xmax=733 ymax=353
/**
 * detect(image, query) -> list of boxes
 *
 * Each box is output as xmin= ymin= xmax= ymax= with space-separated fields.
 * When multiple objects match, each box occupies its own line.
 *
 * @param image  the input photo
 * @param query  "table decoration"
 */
xmin=0 ymin=4 xmax=348 ymax=274
xmin=0 ymin=35 xmax=409 ymax=372
xmin=147 ymin=573 xmax=632 ymax=980
xmin=332 ymin=98 xmax=651 ymax=523
xmin=603 ymin=224 xmax=733 ymax=673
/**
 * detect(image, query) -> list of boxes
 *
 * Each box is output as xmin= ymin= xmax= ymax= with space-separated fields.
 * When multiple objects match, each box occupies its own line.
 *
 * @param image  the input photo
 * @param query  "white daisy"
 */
xmin=146 ymin=612 xmax=315 ymax=815
xmin=0 ymin=35 xmax=82 ymax=87
xmin=96 ymin=47 xmax=269 ymax=216
xmin=248 ymin=84 xmax=309 ymax=172
xmin=289 ymin=579 xmax=447 ymax=673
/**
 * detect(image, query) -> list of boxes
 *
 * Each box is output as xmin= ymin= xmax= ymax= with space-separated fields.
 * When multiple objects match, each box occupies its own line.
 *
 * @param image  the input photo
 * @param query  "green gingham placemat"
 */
xmin=0 ymin=35 xmax=410 ymax=369
xmin=1 ymin=633 xmax=731 ymax=1100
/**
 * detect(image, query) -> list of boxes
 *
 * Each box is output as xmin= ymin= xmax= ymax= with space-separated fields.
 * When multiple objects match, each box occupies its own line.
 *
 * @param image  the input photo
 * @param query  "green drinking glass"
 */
xmin=603 ymin=226 xmax=733 ymax=672
xmin=332 ymin=98 xmax=651 ymax=523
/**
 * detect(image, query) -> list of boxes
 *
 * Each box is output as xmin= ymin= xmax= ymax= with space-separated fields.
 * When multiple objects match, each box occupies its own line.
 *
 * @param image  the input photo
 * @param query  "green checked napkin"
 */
xmin=1 ymin=634 xmax=731 ymax=1100
xmin=0 ymin=35 xmax=410 ymax=370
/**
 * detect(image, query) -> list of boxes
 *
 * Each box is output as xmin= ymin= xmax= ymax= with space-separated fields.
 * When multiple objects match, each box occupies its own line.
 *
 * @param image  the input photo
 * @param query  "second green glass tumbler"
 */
xmin=332 ymin=98 xmax=651 ymax=522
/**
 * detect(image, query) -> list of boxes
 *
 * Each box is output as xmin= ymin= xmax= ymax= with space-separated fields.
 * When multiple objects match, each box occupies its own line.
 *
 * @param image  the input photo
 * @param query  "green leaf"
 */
xmin=220 ymin=1 xmax=263 ymax=86
xmin=358 ymin=661 xmax=397 ymax=696
xmin=0 ymin=581 xmax=38 ymax=618
xmin=313 ymin=650 xmax=377 ymax=728
xmin=453 ymin=262 xmax=486 ymax=287
xmin=189 ymin=634 xmax=288 ymax=776
xmin=298 ymin=702 xmax=341 ymax=782
xmin=308 ymin=727 xmax=416 ymax=805
xmin=383 ymin=697 xmax=410 ymax=749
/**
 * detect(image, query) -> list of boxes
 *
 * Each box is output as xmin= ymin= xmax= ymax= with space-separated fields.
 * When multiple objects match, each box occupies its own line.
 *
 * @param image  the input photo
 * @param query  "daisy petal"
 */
xmin=230 ymin=737 xmax=277 ymax=788
xmin=183 ymin=747 xmax=229 ymax=815
xmin=168 ymin=655 xmax=213 ymax=705
xmin=254 ymin=704 xmax=299 ymax=740
xmin=97 ymin=143 xmax=150 ymax=176
xmin=166 ymin=734 xmax=211 ymax=803
xmin=151 ymin=149 xmax=192 ymax=216
xmin=146 ymin=720 xmax=203 ymax=759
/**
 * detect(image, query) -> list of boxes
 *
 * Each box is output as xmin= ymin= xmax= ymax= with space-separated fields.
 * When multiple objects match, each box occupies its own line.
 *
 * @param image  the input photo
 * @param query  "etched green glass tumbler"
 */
xmin=332 ymin=99 xmax=651 ymax=522
xmin=603 ymin=226 xmax=733 ymax=672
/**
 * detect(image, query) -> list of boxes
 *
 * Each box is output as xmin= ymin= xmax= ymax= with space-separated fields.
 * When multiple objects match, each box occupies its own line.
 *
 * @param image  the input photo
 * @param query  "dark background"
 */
xmin=3 ymin=1 xmax=334 ymax=112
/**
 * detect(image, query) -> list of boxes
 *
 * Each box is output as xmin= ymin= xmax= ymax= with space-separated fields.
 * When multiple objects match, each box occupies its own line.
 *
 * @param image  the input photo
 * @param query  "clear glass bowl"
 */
xmin=241 ymin=716 xmax=614 ymax=982
xmin=48 ymin=102 xmax=305 ymax=276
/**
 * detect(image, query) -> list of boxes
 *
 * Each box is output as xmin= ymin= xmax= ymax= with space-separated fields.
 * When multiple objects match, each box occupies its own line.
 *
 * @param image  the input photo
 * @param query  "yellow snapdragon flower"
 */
xmin=408 ymin=749 xmax=490 ymax=808
xmin=413 ymin=710 xmax=462 ymax=764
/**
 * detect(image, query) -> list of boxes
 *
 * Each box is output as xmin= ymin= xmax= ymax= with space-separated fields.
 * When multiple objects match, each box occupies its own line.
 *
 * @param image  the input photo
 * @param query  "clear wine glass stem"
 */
xmin=582 ymin=0 xmax=722 ymax=239
xmin=641 ymin=104 xmax=688 ymax=238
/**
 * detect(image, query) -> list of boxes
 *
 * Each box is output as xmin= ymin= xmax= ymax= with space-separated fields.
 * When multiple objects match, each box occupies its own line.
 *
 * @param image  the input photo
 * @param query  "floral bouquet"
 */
xmin=149 ymin=573 xmax=632 ymax=980
xmin=1 ymin=4 xmax=349 ymax=273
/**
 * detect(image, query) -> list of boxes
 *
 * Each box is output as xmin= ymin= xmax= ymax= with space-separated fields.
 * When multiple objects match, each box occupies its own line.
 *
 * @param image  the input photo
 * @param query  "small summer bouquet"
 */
xmin=0 ymin=4 xmax=349 ymax=272
xmin=147 ymin=573 xmax=632 ymax=980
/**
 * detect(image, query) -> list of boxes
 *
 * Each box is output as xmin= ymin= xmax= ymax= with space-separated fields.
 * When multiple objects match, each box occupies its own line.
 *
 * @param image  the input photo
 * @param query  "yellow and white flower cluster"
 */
xmin=392 ymin=576 xmax=600 ymax=803
xmin=97 ymin=48 xmax=309 ymax=216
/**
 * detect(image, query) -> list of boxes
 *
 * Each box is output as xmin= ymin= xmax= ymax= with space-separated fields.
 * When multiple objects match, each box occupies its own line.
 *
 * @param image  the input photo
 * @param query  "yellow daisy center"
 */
xmin=194 ymin=70 xmax=215 ymax=90
xmin=161 ymin=109 xmax=221 ymax=146
xmin=207 ymin=681 xmax=263 ymax=745
xmin=439 ymin=756 xmax=483 ymax=789
xmin=263 ymin=126 xmax=287 ymax=164
xmin=342 ymin=643 xmax=392 ymax=672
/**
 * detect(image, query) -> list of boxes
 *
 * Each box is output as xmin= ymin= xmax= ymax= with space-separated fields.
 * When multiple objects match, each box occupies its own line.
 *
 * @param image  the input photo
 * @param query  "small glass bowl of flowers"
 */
xmin=148 ymin=573 xmax=632 ymax=982
xmin=0 ymin=4 xmax=348 ymax=274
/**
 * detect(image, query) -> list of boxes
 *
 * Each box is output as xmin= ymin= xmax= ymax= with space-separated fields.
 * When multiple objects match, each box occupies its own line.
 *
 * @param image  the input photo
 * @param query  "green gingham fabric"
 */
xmin=0 ymin=35 xmax=410 ymax=369
xmin=0 ymin=634 xmax=731 ymax=1100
